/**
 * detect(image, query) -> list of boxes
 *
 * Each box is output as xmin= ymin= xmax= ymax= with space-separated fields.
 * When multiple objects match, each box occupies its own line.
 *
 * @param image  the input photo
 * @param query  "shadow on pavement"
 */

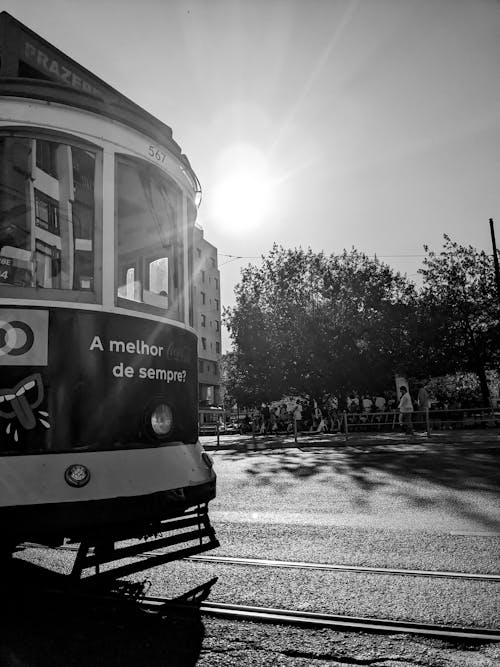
xmin=0 ymin=558 xmax=210 ymax=667
xmin=214 ymin=431 xmax=500 ymax=532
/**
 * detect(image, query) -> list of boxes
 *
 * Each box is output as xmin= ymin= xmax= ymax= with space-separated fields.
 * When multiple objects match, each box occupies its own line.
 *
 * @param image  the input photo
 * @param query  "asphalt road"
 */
xmin=207 ymin=437 xmax=500 ymax=538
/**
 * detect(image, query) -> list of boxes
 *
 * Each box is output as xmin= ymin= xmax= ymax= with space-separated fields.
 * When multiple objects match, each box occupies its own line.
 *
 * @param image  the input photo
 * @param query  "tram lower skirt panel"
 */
xmin=1 ymin=480 xmax=216 ymax=545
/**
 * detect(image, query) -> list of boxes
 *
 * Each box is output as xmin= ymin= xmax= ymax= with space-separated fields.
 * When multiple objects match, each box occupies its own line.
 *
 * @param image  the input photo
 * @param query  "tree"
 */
xmin=219 ymin=350 xmax=255 ymax=410
xmin=223 ymin=245 xmax=416 ymax=406
xmin=416 ymin=235 xmax=500 ymax=402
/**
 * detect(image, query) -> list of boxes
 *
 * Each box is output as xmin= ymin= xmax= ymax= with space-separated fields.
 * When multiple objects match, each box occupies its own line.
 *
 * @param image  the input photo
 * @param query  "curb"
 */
xmin=201 ymin=430 xmax=500 ymax=452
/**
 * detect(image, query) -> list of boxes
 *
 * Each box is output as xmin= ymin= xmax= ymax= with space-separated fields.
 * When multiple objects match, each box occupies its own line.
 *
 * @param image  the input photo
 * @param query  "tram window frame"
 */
xmin=115 ymin=154 xmax=185 ymax=322
xmin=0 ymin=128 xmax=102 ymax=304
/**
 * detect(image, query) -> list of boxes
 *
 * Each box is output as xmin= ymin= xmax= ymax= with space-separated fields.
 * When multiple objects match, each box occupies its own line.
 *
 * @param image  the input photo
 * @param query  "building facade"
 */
xmin=193 ymin=225 xmax=221 ymax=407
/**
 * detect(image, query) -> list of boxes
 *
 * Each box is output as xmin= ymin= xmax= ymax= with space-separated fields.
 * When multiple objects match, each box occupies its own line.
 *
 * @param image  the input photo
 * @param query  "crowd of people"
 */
xmin=240 ymin=390 xmax=420 ymax=436
xmin=234 ymin=383 xmax=496 ymax=436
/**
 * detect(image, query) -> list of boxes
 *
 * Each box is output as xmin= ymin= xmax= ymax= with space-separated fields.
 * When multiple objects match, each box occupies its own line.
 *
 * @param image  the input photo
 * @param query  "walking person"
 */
xmin=417 ymin=383 xmax=431 ymax=435
xmin=293 ymin=400 xmax=303 ymax=432
xmin=398 ymin=386 xmax=414 ymax=435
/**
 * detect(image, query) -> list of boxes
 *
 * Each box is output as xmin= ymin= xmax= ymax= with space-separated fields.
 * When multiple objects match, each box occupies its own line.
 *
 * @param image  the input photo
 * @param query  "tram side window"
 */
xmin=116 ymin=157 xmax=184 ymax=321
xmin=35 ymin=239 xmax=61 ymax=288
xmin=35 ymin=190 xmax=60 ymax=235
xmin=187 ymin=200 xmax=197 ymax=328
xmin=0 ymin=135 xmax=98 ymax=295
xmin=0 ymin=137 xmax=33 ymax=286
xmin=36 ymin=139 xmax=58 ymax=178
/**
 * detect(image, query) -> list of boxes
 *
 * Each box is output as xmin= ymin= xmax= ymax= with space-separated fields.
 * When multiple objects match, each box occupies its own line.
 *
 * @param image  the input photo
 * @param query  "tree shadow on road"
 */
xmin=216 ymin=435 xmax=500 ymax=532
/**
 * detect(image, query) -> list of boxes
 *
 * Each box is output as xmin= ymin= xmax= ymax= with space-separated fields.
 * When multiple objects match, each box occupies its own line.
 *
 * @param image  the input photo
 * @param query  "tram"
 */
xmin=0 ymin=12 xmax=217 ymax=571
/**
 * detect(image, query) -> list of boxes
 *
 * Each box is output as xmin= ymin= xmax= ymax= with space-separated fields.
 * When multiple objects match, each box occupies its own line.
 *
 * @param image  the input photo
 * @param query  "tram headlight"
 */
xmin=150 ymin=403 xmax=173 ymax=437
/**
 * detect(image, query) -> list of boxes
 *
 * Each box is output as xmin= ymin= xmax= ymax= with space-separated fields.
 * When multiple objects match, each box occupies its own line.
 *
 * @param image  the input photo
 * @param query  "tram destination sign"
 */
xmin=23 ymin=41 xmax=100 ymax=96
xmin=0 ymin=12 xmax=109 ymax=100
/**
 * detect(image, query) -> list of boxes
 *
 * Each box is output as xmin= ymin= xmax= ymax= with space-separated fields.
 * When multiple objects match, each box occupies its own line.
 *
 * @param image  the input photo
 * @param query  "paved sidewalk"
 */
xmin=201 ymin=428 xmax=500 ymax=451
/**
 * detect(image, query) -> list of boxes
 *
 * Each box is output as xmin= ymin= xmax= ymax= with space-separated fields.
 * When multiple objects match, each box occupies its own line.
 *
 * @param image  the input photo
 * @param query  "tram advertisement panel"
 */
xmin=0 ymin=307 xmax=198 ymax=452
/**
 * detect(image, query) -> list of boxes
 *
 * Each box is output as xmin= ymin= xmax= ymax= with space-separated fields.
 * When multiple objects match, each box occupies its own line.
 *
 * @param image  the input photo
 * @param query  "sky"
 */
xmin=4 ymin=0 xmax=500 ymax=350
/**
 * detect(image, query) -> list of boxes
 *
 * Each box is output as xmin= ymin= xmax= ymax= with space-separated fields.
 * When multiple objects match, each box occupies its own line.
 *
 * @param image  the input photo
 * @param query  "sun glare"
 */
xmin=211 ymin=143 xmax=272 ymax=235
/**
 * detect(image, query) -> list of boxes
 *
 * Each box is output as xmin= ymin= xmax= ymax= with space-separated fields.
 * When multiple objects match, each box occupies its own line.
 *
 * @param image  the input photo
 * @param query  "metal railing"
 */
xmin=341 ymin=406 xmax=499 ymax=437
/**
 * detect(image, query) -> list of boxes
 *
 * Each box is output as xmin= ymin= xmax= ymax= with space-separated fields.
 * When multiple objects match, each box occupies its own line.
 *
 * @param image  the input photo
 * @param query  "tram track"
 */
xmin=17 ymin=578 xmax=500 ymax=643
xmin=186 ymin=554 xmax=500 ymax=582
xmin=128 ymin=594 xmax=500 ymax=642
xmin=15 ymin=544 xmax=500 ymax=642
xmin=24 ymin=543 xmax=500 ymax=583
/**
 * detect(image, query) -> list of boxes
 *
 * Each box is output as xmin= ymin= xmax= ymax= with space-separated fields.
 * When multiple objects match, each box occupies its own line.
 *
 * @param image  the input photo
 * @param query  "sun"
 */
xmin=211 ymin=143 xmax=273 ymax=235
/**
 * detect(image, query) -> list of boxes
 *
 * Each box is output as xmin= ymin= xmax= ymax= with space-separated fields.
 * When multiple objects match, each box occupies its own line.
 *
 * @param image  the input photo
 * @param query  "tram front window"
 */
xmin=0 ymin=134 xmax=98 ymax=296
xmin=116 ymin=156 xmax=184 ymax=321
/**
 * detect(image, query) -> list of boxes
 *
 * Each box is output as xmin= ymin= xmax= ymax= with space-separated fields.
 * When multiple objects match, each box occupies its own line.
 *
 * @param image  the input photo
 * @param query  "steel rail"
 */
xmin=185 ymin=554 xmax=500 ymax=582
xmin=139 ymin=596 xmax=500 ymax=642
xmin=28 ymin=544 xmax=500 ymax=583
xmin=16 ymin=565 xmax=500 ymax=642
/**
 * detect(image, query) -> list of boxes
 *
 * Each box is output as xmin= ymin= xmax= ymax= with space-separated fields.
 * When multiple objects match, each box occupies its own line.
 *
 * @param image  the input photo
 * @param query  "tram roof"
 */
xmin=0 ymin=11 xmax=199 ymax=190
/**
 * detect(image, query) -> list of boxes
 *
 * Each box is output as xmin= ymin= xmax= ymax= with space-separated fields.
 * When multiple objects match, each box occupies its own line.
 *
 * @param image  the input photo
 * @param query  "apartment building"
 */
xmin=193 ymin=225 xmax=222 ymax=407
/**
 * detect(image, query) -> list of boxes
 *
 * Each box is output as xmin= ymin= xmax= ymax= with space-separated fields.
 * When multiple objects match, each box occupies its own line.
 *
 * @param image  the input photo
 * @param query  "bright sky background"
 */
xmin=5 ymin=0 xmax=499 ymax=350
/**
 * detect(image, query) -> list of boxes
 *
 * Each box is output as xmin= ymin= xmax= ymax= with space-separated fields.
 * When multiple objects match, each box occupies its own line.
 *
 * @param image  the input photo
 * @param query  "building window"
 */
xmin=201 ymin=313 xmax=206 ymax=327
xmin=215 ymin=298 xmax=219 ymax=311
xmin=201 ymin=269 xmax=205 ymax=283
xmin=196 ymin=248 xmax=201 ymax=258
xmin=201 ymin=337 xmax=207 ymax=350
xmin=214 ymin=277 xmax=219 ymax=289
xmin=35 ymin=190 xmax=59 ymax=235
xmin=201 ymin=291 xmax=206 ymax=304
xmin=215 ymin=320 xmax=220 ymax=331
xmin=213 ymin=363 xmax=219 ymax=377
xmin=199 ymin=360 xmax=203 ymax=373
xmin=216 ymin=341 xmax=220 ymax=354
xmin=211 ymin=257 xmax=216 ymax=268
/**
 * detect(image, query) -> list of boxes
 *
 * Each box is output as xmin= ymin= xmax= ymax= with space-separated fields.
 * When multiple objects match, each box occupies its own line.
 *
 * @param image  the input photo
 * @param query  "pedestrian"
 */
xmin=293 ymin=400 xmax=303 ymax=432
xmin=398 ymin=386 xmax=414 ymax=435
xmin=362 ymin=394 xmax=373 ymax=412
xmin=417 ymin=383 xmax=430 ymax=434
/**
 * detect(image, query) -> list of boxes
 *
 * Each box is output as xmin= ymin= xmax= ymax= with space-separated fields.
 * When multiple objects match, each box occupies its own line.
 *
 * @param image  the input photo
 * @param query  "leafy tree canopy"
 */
xmin=222 ymin=236 xmax=500 ymax=408
xmin=223 ymin=245 xmax=416 ymax=406
xmin=415 ymin=235 xmax=500 ymax=399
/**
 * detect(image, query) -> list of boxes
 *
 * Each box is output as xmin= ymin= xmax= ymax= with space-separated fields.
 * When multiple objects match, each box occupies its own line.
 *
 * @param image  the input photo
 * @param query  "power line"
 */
xmin=219 ymin=252 xmax=427 ymax=258
xmin=218 ymin=252 xmax=428 ymax=265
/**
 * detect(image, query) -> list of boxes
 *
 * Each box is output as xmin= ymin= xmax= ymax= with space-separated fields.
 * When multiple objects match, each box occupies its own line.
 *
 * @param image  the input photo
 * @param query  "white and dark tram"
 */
xmin=0 ymin=13 xmax=217 ymax=576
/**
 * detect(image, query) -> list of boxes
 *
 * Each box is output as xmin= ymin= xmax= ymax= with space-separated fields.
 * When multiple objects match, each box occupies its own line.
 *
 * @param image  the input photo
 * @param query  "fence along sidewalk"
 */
xmin=342 ymin=405 xmax=499 ymax=438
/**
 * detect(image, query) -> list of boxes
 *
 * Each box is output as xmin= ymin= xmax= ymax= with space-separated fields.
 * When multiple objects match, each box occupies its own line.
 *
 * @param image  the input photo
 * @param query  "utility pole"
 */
xmin=489 ymin=218 xmax=500 ymax=305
